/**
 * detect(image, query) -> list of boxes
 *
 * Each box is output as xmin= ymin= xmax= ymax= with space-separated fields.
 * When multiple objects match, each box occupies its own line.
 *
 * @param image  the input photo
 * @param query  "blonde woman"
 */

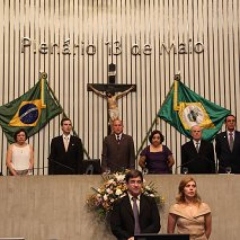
xmin=167 ymin=176 xmax=212 ymax=240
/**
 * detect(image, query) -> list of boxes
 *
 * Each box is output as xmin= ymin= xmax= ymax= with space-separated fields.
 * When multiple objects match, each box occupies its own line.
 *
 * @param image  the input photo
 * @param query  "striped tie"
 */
xmin=132 ymin=197 xmax=141 ymax=234
xmin=229 ymin=133 xmax=233 ymax=151
xmin=196 ymin=142 xmax=199 ymax=153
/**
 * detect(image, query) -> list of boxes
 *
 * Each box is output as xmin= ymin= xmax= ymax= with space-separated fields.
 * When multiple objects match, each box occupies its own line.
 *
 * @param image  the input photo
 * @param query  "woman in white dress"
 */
xmin=6 ymin=129 xmax=34 ymax=176
xmin=167 ymin=176 xmax=212 ymax=240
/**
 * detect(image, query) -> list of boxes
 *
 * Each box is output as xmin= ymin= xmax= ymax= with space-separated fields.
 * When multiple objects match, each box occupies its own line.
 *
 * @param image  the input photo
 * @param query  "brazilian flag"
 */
xmin=0 ymin=74 xmax=62 ymax=143
xmin=158 ymin=78 xmax=230 ymax=141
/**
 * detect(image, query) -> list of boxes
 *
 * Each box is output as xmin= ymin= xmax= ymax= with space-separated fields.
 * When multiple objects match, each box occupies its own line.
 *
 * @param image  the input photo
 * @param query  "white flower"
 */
xmin=115 ymin=174 xmax=125 ymax=182
xmin=106 ymin=188 xmax=113 ymax=194
xmin=103 ymin=194 xmax=108 ymax=201
xmin=87 ymin=170 xmax=163 ymax=219
xmin=115 ymin=188 xmax=123 ymax=196
xmin=107 ymin=179 xmax=116 ymax=185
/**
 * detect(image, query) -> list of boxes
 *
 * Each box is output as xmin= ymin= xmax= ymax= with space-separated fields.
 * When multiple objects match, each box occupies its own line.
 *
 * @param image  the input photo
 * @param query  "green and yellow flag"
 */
xmin=0 ymin=74 xmax=62 ymax=142
xmin=158 ymin=78 xmax=230 ymax=141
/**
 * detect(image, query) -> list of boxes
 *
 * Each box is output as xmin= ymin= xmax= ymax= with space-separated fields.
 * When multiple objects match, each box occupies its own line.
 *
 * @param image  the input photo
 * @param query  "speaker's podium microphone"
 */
xmin=48 ymin=158 xmax=75 ymax=174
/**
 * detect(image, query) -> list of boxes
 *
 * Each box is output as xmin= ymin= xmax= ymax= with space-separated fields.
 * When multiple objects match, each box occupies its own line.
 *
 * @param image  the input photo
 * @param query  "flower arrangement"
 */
xmin=86 ymin=170 xmax=164 ymax=220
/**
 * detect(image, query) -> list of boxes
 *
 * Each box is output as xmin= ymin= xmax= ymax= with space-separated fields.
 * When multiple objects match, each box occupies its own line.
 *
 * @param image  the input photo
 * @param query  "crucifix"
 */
xmin=88 ymin=63 xmax=136 ymax=134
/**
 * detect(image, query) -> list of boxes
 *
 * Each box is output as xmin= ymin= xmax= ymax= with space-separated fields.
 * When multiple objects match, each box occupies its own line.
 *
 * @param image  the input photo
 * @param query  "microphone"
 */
xmin=32 ymin=166 xmax=49 ymax=170
xmin=175 ymin=159 xmax=197 ymax=174
xmin=216 ymin=156 xmax=235 ymax=173
xmin=85 ymin=164 xmax=94 ymax=174
xmin=48 ymin=158 xmax=75 ymax=174
xmin=102 ymin=158 xmax=133 ymax=173
xmin=176 ymin=157 xmax=216 ymax=174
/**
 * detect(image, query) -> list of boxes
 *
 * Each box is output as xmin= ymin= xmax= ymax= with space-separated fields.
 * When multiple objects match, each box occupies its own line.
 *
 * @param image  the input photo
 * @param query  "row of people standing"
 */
xmin=6 ymin=117 xmax=83 ymax=176
xmin=101 ymin=114 xmax=240 ymax=174
xmin=5 ymin=114 xmax=240 ymax=175
xmin=104 ymin=114 xmax=240 ymax=174
xmin=181 ymin=114 xmax=240 ymax=174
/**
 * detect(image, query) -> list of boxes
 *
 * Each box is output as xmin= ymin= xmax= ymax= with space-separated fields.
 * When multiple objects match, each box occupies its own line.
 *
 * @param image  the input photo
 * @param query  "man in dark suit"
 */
xmin=181 ymin=125 xmax=215 ymax=174
xmin=48 ymin=117 xmax=83 ymax=174
xmin=110 ymin=169 xmax=160 ymax=240
xmin=215 ymin=114 xmax=240 ymax=173
xmin=101 ymin=119 xmax=135 ymax=172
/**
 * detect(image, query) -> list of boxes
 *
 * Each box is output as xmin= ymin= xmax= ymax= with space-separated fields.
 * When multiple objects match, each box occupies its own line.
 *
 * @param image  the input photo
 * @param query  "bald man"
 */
xmin=181 ymin=125 xmax=215 ymax=174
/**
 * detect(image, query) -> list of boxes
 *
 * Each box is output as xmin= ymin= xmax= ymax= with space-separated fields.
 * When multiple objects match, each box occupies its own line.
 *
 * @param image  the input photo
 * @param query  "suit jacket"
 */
xmin=48 ymin=135 xmax=83 ymax=175
xmin=181 ymin=140 xmax=215 ymax=174
xmin=110 ymin=194 xmax=161 ymax=240
xmin=215 ymin=131 xmax=240 ymax=173
xmin=101 ymin=133 xmax=135 ymax=172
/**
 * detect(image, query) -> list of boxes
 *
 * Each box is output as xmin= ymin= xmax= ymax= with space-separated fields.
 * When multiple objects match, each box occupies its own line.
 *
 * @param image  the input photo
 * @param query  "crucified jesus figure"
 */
xmin=88 ymin=84 xmax=135 ymax=127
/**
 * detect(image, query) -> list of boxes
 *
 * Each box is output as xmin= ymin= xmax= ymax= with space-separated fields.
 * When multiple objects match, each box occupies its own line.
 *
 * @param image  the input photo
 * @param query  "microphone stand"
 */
xmin=48 ymin=158 xmax=75 ymax=174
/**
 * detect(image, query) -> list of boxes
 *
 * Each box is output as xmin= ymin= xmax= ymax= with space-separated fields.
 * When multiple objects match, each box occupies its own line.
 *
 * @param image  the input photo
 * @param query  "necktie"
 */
xmin=64 ymin=137 xmax=69 ymax=151
xmin=132 ymin=197 xmax=141 ymax=234
xmin=196 ymin=142 xmax=199 ymax=153
xmin=116 ymin=135 xmax=120 ymax=144
xmin=229 ymin=133 xmax=234 ymax=151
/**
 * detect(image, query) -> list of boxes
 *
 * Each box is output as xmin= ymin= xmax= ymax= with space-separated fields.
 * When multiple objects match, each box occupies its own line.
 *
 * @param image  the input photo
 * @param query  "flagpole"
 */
xmin=135 ymin=115 xmax=159 ymax=160
xmin=173 ymin=73 xmax=180 ymax=111
xmin=40 ymin=72 xmax=47 ymax=107
xmin=41 ymin=72 xmax=91 ymax=159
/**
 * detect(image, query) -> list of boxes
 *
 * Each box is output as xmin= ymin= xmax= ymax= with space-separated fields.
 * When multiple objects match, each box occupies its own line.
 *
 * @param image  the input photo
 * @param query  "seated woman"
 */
xmin=167 ymin=176 xmax=212 ymax=240
xmin=6 ymin=128 xmax=34 ymax=176
xmin=139 ymin=130 xmax=174 ymax=174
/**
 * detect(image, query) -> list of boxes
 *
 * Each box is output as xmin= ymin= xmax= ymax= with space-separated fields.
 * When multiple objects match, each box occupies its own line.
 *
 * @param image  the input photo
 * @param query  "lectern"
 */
xmin=0 ymin=238 xmax=25 ymax=240
xmin=134 ymin=234 xmax=189 ymax=240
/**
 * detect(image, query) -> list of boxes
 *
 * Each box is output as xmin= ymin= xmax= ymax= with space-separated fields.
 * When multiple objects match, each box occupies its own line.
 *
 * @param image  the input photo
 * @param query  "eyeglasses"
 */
xmin=128 ymin=180 xmax=142 ymax=185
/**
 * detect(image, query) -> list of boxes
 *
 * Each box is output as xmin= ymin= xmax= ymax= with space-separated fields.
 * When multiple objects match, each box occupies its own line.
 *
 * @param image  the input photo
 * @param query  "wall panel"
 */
xmin=0 ymin=0 xmax=239 ymax=174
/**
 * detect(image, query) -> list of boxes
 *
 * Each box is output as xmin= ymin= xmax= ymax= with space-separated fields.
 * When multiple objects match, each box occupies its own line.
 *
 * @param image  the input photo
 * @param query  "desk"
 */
xmin=0 ymin=175 xmax=238 ymax=240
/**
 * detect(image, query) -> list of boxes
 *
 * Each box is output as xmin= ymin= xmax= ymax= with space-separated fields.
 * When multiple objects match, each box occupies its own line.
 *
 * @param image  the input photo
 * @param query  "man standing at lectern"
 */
xmin=101 ymin=119 xmax=135 ymax=173
xmin=110 ymin=169 xmax=160 ymax=240
xmin=48 ymin=117 xmax=83 ymax=174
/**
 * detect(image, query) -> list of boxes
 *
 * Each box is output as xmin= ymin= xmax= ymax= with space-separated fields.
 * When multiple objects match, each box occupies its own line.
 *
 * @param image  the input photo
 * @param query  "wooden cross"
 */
xmin=88 ymin=63 xmax=136 ymax=134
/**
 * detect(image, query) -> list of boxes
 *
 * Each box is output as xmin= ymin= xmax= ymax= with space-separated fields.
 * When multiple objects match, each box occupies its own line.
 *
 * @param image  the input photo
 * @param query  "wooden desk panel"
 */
xmin=0 ymin=175 xmax=238 ymax=240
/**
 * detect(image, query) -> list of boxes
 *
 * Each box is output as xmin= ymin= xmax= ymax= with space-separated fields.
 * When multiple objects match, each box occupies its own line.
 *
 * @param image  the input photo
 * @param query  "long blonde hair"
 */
xmin=176 ymin=176 xmax=202 ymax=204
